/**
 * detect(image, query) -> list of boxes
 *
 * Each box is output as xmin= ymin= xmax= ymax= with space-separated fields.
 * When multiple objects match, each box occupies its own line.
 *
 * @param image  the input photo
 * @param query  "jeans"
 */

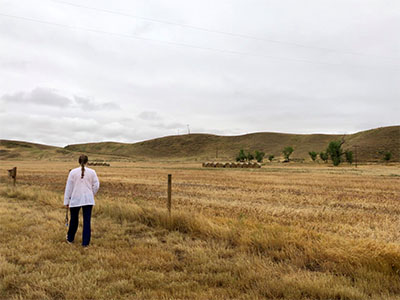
xmin=67 ymin=205 xmax=93 ymax=246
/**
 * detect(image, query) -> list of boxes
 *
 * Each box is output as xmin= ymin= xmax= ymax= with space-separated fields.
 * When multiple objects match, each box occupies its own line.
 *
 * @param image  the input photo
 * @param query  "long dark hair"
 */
xmin=78 ymin=155 xmax=89 ymax=178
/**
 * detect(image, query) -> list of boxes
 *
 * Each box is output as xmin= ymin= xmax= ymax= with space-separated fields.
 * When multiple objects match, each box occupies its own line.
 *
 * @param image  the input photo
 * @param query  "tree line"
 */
xmin=308 ymin=141 xmax=392 ymax=166
xmin=236 ymin=150 xmax=274 ymax=163
xmin=235 ymin=142 xmax=392 ymax=166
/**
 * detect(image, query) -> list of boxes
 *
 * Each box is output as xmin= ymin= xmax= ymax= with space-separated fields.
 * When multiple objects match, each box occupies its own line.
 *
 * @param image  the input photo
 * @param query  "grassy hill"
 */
xmin=2 ymin=126 xmax=398 ymax=162
xmin=65 ymin=126 xmax=400 ymax=162
xmin=0 ymin=140 xmax=122 ymax=161
xmin=0 ymin=140 xmax=70 ymax=160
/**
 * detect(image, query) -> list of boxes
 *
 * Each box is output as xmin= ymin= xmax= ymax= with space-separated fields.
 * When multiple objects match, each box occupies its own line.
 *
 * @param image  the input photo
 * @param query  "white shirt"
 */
xmin=64 ymin=166 xmax=100 ymax=207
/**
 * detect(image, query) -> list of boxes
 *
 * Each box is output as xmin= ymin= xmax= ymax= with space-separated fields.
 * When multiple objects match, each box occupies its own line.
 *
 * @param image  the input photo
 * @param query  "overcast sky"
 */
xmin=1 ymin=0 xmax=399 ymax=146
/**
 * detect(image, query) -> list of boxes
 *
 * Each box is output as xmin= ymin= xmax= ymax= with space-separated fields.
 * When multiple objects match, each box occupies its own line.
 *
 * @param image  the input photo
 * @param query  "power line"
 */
xmin=50 ymin=0 xmax=399 ymax=62
xmin=0 ymin=12 xmax=399 ymax=71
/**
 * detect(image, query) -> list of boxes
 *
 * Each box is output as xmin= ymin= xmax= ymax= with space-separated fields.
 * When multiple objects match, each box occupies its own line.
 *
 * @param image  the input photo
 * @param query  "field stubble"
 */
xmin=0 ymin=161 xmax=400 ymax=299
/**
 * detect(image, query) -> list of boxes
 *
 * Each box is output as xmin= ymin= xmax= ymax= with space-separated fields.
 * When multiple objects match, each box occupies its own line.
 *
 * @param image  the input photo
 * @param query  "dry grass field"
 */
xmin=1 ymin=160 xmax=400 ymax=299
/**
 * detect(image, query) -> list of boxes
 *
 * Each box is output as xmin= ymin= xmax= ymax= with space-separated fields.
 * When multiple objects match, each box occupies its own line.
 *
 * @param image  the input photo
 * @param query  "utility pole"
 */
xmin=187 ymin=124 xmax=190 ymax=135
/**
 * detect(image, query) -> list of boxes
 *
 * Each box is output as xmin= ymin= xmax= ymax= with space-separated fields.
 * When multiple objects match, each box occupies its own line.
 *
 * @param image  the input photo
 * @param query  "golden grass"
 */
xmin=0 ymin=161 xmax=400 ymax=299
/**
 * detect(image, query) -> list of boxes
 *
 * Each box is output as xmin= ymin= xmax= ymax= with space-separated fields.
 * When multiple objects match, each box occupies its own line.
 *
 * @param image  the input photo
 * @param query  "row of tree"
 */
xmin=236 ymin=142 xmax=393 ymax=166
xmin=236 ymin=150 xmax=274 ymax=163
xmin=308 ymin=149 xmax=353 ymax=165
xmin=308 ymin=141 xmax=392 ymax=166
xmin=236 ymin=146 xmax=296 ymax=163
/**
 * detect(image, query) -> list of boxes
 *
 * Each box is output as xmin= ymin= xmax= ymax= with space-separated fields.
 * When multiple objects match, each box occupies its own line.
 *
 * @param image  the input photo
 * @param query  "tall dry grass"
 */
xmin=0 ymin=161 xmax=400 ymax=299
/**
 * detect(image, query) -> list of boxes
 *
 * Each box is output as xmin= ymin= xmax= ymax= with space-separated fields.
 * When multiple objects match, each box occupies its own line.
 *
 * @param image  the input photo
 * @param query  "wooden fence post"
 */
xmin=167 ymin=174 xmax=172 ymax=217
xmin=8 ymin=167 xmax=17 ymax=186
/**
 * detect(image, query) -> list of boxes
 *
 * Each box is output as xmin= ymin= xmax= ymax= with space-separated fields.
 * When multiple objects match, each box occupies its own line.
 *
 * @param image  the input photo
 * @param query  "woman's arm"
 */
xmin=92 ymin=171 xmax=100 ymax=195
xmin=64 ymin=172 xmax=74 ymax=206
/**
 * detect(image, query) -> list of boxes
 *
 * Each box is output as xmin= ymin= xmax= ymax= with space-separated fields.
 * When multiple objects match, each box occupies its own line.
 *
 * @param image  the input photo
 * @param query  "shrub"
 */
xmin=268 ymin=155 xmax=274 ymax=162
xmin=345 ymin=150 xmax=353 ymax=164
xmin=383 ymin=152 xmax=392 ymax=162
xmin=247 ymin=152 xmax=254 ymax=161
xmin=255 ymin=151 xmax=265 ymax=163
xmin=236 ymin=149 xmax=247 ymax=162
xmin=282 ymin=146 xmax=294 ymax=162
xmin=319 ymin=151 xmax=328 ymax=163
xmin=327 ymin=140 xmax=345 ymax=166
xmin=308 ymin=151 xmax=317 ymax=161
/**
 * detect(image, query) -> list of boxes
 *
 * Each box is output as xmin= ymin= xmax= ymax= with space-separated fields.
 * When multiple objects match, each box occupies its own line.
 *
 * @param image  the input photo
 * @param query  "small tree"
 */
xmin=345 ymin=150 xmax=353 ymax=164
xmin=236 ymin=149 xmax=246 ymax=162
xmin=247 ymin=152 xmax=254 ymax=161
xmin=308 ymin=151 xmax=317 ymax=161
xmin=282 ymin=146 xmax=294 ymax=162
xmin=268 ymin=154 xmax=274 ymax=162
xmin=327 ymin=140 xmax=345 ymax=166
xmin=255 ymin=151 xmax=265 ymax=163
xmin=384 ymin=151 xmax=392 ymax=162
xmin=319 ymin=151 xmax=328 ymax=163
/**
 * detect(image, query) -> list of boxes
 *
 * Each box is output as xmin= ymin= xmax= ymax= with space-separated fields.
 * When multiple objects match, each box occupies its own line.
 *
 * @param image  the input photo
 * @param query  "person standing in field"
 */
xmin=64 ymin=154 xmax=100 ymax=247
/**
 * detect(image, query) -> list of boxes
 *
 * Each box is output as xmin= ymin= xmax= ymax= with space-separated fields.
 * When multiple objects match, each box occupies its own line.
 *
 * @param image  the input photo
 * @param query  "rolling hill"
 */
xmin=0 ymin=140 xmax=121 ymax=161
xmin=1 ymin=126 xmax=399 ymax=162
xmin=0 ymin=140 xmax=69 ymax=160
xmin=64 ymin=126 xmax=400 ymax=162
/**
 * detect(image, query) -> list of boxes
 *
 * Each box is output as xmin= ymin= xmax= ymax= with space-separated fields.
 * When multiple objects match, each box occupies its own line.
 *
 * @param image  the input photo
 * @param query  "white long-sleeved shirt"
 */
xmin=64 ymin=166 xmax=100 ymax=207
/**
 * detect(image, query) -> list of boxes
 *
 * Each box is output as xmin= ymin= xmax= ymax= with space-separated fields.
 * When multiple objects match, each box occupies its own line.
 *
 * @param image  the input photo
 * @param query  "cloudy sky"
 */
xmin=1 ymin=0 xmax=399 ymax=146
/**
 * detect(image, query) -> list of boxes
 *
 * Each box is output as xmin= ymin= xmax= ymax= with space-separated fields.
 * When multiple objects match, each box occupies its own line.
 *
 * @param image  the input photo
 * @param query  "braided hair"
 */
xmin=78 ymin=155 xmax=89 ymax=179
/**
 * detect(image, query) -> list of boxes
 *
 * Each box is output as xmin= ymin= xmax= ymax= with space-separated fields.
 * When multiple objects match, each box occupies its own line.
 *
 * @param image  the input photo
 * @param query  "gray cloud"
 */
xmin=138 ymin=111 xmax=162 ymax=121
xmin=0 ymin=0 xmax=399 ymax=146
xmin=1 ymin=87 xmax=71 ymax=107
xmin=74 ymin=96 xmax=120 ymax=111
xmin=153 ymin=122 xmax=186 ymax=130
xmin=1 ymin=87 xmax=120 ymax=114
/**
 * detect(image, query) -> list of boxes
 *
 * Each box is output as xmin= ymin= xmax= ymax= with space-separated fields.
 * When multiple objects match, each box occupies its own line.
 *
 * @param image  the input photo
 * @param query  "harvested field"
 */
xmin=0 ymin=161 xmax=400 ymax=299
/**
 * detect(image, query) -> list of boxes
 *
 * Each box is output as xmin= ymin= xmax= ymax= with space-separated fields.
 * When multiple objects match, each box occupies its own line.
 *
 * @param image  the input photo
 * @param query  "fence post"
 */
xmin=167 ymin=174 xmax=172 ymax=217
xmin=8 ymin=167 xmax=17 ymax=186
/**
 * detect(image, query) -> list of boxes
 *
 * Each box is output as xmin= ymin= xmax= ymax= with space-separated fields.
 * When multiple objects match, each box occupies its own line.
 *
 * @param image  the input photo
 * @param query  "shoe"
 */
xmin=82 ymin=245 xmax=90 ymax=249
xmin=66 ymin=234 xmax=73 ymax=244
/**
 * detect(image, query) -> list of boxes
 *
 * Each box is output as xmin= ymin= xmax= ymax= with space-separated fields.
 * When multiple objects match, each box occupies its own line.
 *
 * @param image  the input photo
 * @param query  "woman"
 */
xmin=64 ymin=154 xmax=100 ymax=247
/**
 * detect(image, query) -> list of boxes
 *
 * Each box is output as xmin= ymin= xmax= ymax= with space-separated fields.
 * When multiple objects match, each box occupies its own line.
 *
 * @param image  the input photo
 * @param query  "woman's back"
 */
xmin=64 ymin=167 xmax=99 ymax=208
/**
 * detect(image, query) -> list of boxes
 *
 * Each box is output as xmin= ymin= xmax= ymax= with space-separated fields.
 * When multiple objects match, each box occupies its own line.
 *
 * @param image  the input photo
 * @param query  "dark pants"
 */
xmin=67 ymin=205 xmax=93 ymax=246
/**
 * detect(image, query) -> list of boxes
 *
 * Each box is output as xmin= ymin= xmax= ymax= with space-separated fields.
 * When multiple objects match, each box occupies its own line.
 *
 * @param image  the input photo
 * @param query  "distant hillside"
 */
xmin=0 ymin=140 xmax=122 ymax=161
xmin=65 ymin=126 xmax=400 ymax=162
xmin=2 ymin=126 xmax=398 ymax=162
xmin=0 ymin=140 xmax=70 ymax=160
